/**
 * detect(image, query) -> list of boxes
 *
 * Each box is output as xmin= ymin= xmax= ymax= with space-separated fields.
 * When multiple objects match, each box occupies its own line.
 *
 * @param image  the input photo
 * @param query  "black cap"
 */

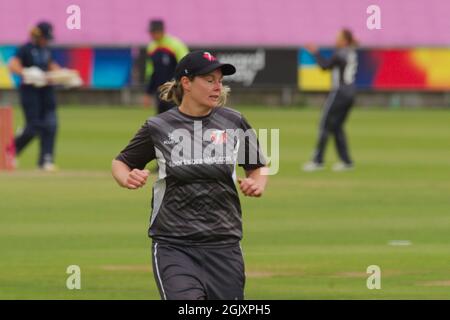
xmin=36 ymin=21 xmax=53 ymax=40
xmin=174 ymin=51 xmax=236 ymax=80
xmin=149 ymin=19 xmax=164 ymax=32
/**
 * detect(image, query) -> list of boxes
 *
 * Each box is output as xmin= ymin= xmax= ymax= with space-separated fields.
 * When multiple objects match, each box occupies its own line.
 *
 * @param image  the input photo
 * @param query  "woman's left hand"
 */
xmin=237 ymin=177 xmax=265 ymax=197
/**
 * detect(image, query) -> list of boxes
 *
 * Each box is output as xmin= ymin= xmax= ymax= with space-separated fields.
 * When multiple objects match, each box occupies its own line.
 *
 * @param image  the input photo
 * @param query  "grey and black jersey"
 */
xmin=311 ymin=47 xmax=358 ymax=166
xmin=116 ymin=107 xmax=266 ymax=247
xmin=314 ymin=47 xmax=358 ymax=91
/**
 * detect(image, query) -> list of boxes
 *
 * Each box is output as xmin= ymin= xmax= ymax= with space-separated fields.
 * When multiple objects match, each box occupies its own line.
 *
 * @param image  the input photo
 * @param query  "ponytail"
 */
xmin=159 ymin=80 xmax=184 ymax=106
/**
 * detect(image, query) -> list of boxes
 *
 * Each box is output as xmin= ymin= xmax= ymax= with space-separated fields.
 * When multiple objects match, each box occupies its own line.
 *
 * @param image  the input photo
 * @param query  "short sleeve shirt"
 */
xmin=116 ymin=106 xmax=266 ymax=246
xmin=15 ymin=42 xmax=53 ymax=71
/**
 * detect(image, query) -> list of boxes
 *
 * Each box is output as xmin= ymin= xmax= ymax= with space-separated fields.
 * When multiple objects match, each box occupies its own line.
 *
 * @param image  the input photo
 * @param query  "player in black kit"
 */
xmin=303 ymin=29 xmax=358 ymax=172
xmin=112 ymin=51 xmax=268 ymax=300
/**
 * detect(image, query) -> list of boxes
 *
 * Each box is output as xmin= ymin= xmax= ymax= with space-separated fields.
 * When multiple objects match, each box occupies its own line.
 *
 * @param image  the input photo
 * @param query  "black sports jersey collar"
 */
xmin=176 ymin=106 xmax=218 ymax=121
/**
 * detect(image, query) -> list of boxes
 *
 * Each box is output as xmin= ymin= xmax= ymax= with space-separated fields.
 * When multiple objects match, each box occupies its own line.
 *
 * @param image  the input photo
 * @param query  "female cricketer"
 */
xmin=112 ymin=51 xmax=268 ymax=300
xmin=9 ymin=21 xmax=61 ymax=171
xmin=303 ymin=29 xmax=358 ymax=172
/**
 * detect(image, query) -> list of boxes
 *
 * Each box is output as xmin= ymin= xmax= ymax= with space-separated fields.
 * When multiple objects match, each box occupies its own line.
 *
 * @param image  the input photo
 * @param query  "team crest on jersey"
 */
xmin=210 ymin=130 xmax=227 ymax=145
xmin=163 ymin=132 xmax=177 ymax=145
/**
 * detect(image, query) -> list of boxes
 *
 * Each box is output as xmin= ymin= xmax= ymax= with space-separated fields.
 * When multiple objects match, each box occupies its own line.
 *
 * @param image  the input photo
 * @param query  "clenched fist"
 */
xmin=125 ymin=169 xmax=150 ymax=189
xmin=237 ymin=177 xmax=265 ymax=197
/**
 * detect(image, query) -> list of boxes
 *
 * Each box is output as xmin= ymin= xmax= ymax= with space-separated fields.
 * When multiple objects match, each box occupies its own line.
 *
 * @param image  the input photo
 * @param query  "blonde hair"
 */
xmin=159 ymin=77 xmax=231 ymax=107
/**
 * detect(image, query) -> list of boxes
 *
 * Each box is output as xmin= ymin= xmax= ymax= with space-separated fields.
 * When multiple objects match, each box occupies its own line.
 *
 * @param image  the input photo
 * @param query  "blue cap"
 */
xmin=36 ymin=21 xmax=54 ymax=40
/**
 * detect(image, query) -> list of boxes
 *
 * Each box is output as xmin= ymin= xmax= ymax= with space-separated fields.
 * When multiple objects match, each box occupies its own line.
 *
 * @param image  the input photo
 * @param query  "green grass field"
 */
xmin=1 ymin=105 xmax=449 ymax=299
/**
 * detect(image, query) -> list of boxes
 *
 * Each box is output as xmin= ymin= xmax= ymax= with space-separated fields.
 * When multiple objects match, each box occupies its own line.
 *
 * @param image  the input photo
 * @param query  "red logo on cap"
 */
xmin=203 ymin=52 xmax=216 ymax=61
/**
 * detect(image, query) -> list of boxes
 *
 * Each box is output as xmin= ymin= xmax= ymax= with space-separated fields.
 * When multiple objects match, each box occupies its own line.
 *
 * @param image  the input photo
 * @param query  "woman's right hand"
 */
xmin=125 ymin=169 xmax=150 ymax=189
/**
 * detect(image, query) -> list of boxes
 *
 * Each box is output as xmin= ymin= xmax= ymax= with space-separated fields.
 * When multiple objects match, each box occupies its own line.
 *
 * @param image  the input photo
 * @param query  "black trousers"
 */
xmin=15 ymin=85 xmax=57 ymax=166
xmin=312 ymin=88 xmax=355 ymax=165
xmin=151 ymin=242 xmax=245 ymax=300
